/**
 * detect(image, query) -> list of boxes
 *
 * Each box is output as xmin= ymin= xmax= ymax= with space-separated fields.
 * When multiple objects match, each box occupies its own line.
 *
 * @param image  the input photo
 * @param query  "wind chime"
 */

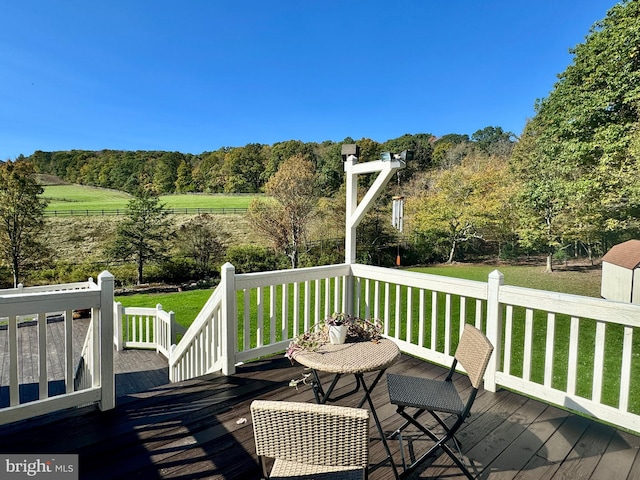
xmin=391 ymin=195 xmax=404 ymax=265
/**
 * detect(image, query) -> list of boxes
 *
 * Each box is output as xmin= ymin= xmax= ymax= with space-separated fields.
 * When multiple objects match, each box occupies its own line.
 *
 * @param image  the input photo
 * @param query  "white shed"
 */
xmin=601 ymin=239 xmax=640 ymax=303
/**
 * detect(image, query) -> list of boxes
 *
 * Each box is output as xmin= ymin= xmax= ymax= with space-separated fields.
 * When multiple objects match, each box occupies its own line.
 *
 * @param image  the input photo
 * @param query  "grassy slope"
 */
xmin=43 ymin=185 xmax=258 ymax=211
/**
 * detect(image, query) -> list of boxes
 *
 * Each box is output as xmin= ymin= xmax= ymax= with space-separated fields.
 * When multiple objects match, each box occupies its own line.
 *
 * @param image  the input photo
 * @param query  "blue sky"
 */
xmin=0 ymin=1 xmax=618 ymax=159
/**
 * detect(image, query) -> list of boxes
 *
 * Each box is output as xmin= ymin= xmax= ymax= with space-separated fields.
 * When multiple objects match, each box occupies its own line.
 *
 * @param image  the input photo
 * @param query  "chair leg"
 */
xmin=389 ymin=407 xmax=426 ymax=439
xmin=429 ymin=411 xmax=464 ymax=452
xmin=396 ymin=408 xmax=475 ymax=480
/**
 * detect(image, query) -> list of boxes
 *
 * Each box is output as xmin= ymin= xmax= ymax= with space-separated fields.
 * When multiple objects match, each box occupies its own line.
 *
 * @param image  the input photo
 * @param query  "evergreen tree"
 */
xmin=108 ymin=191 xmax=172 ymax=284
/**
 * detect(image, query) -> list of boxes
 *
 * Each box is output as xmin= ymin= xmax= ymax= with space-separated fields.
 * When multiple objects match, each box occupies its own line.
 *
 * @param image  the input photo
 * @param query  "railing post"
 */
xmin=221 ymin=262 xmax=237 ymax=375
xmin=113 ymin=301 xmax=123 ymax=351
xmin=98 ymin=271 xmax=115 ymax=411
xmin=484 ymin=269 xmax=504 ymax=393
xmin=344 ymin=265 xmax=354 ymax=316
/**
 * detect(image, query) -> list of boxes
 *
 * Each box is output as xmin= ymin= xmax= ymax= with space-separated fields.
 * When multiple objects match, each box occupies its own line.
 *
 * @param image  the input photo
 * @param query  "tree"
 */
xmin=175 ymin=214 xmax=226 ymax=277
xmin=410 ymin=156 xmax=514 ymax=263
xmin=0 ymin=161 xmax=49 ymax=287
xmin=471 ymin=126 xmax=516 ymax=156
xmin=108 ymin=191 xmax=172 ymax=284
xmin=221 ymin=143 xmax=268 ymax=193
xmin=511 ymin=0 xmax=640 ymax=268
xmin=246 ymin=154 xmax=317 ymax=268
xmin=175 ymin=160 xmax=195 ymax=193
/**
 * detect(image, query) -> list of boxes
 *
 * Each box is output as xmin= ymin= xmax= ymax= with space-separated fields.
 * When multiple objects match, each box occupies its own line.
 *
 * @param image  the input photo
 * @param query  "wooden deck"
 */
xmin=1 ymin=350 xmax=639 ymax=480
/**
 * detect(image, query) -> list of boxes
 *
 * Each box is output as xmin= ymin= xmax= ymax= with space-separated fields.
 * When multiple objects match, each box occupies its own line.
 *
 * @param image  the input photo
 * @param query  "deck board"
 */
xmin=1 ymin=352 xmax=639 ymax=480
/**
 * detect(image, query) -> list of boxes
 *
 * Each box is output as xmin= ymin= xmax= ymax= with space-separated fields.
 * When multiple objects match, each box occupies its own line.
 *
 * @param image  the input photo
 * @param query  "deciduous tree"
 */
xmin=410 ymin=156 xmax=514 ymax=263
xmin=175 ymin=214 xmax=226 ymax=277
xmin=246 ymin=154 xmax=317 ymax=268
xmin=511 ymin=0 xmax=640 ymax=267
xmin=0 ymin=161 xmax=49 ymax=287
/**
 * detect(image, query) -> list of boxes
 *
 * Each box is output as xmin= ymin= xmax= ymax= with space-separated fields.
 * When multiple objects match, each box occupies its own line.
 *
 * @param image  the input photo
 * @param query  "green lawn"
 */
xmin=412 ymin=263 xmax=602 ymax=298
xmin=115 ymin=289 xmax=214 ymax=330
xmin=43 ymin=184 xmax=258 ymax=213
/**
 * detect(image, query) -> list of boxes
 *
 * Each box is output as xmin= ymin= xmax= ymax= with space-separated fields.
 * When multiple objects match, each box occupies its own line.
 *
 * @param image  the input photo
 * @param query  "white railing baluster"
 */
xmin=384 ymin=282 xmax=390 ymax=336
xmin=270 ymin=285 xmax=277 ymax=344
xmin=592 ymin=321 xmax=606 ymax=404
xmin=38 ymin=312 xmax=47 ymax=399
xmin=444 ymin=293 xmax=452 ymax=356
xmin=282 ymin=283 xmax=289 ymax=341
xmin=523 ymin=308 xmax=534 ymax=382
xmin=64 ymin=309 xmax=73 ymax=392
xmin=9 ymin=315 xmax=19 ymax=406
xmin=504 ymin=305 xmax=513 ymax=375
xmin=620 ymin=326 xmax=633 ymax=411
xmin=406 ymin=287 xmax=412 ymax=344
xmin=418 ymin=289 xmax=425 ymax=348
xmin=567 ymin=316 xmax=580 ymax=396
xmin=544 ymin=313 xmax=556 ymax=388
xmin=395 ymin=284 xmax=401 ymax=339
xmin=431 ymin=291 xmax=438 ymax=351
xmin=257 ymin=286 xmax=264 ymax=347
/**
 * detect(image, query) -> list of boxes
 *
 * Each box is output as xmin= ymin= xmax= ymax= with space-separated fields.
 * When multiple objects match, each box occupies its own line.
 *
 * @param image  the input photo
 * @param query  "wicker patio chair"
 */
xmin=251 ymin=400 xmax=370 ymax=480
xmin=387 ymin=323 xmax=494 ymax=479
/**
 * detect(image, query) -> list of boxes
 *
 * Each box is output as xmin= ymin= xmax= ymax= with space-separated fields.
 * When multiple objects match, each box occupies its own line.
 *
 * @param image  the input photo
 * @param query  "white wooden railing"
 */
xmin=5 ymin=262 xmax=640 ymax=435
xmin=171 ymin=262 xmax=640 ymax=435
xmin=0 ymin=272 xmax=114 ymax=426
xmin=114 ymin=303 xmax=176 ymax=358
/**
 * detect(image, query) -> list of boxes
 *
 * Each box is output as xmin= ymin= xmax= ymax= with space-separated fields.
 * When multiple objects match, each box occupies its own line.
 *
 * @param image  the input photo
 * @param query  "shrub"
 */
xmin=225 ymin=244 xmax=284 ymax=273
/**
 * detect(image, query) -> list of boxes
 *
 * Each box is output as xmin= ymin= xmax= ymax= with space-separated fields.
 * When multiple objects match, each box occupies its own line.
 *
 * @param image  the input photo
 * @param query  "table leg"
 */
xmin=356 ymin=372 xmax=400 ymax=480
xmin=310 ymin=369 xmax=362 ymax=404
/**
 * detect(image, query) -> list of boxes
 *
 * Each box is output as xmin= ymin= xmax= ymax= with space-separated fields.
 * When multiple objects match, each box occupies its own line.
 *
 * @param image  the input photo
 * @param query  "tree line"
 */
xmin=25 ymin=135 xmax=438 ymax=196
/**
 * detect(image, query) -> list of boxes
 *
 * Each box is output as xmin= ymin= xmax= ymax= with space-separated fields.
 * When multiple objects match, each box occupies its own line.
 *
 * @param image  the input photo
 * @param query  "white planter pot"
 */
xmin=328 ymin=325 xmax=348 ymax=345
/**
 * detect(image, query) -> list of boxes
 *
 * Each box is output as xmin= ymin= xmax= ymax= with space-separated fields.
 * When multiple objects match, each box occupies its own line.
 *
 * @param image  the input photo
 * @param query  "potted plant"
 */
xmin=284 ymin=313 xmax=384 ymax=361
xmin=325 ymin=312 xmax=351 ymax=345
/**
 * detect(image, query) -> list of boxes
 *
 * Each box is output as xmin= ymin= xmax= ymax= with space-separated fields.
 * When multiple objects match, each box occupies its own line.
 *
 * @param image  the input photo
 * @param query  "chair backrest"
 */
xmin=454 ymin=324 xmax=494 ymax=389
xmin=251 ymin=400 xmax=370 ymax=468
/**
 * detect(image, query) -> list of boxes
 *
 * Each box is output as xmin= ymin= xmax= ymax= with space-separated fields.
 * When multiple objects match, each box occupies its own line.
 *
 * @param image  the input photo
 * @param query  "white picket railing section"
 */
xmin=169 ymin=285 xmax=224 ymax=381
xmin=0 ymin=272 xmax=115 ymax=426
xmin=170 ymin=262 xmax=640 ymax=435
xmin=113 ymin=303 xmax=175 ymax=358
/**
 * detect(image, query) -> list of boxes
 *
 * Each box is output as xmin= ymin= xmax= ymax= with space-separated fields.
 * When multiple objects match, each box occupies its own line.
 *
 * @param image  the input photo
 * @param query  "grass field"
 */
xmin=412 ymin=262 xmax=602 ymax=298
xmin=43 ymin=184 xmax=258 ymax=212
xmin=116 ymin=289 xmax=213 ymax=329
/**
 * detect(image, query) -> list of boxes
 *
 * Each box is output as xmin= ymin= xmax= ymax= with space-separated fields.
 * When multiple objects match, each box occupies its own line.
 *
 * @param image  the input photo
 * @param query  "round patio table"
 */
xmin=293 ymin=338 xmax=401 ymax=479
xmin=293 ymin=337 xmax=400 ymax=375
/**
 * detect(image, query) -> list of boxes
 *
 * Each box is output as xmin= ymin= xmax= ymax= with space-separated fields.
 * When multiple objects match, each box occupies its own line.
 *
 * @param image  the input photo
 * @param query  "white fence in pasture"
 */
xmin=171 ymin=262 xmax=640 ymax=435
xmin=0 ymin=272 xmax=114 ymax=426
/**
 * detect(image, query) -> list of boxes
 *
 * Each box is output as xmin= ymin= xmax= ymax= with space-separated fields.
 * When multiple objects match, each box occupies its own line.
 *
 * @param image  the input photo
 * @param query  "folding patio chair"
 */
xmin=251 ymin=400 xmax=370 ymax=480
xmin=386 ymin=323 xmax=494 ymax=479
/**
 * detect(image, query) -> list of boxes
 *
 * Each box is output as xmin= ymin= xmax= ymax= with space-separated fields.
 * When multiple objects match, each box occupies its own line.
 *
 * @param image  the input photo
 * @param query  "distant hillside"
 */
xmin=37 ymin=174 xmax=68 ymax=185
